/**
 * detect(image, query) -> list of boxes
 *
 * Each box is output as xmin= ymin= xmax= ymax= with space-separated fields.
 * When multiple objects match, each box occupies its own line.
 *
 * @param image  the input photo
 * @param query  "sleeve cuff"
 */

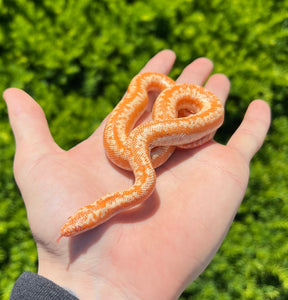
xmin=10 ymin=271 xmax=79 ymax=300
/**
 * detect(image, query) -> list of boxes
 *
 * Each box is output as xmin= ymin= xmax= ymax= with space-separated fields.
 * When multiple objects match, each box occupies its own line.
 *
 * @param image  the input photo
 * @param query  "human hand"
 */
xmin=3 ymin=50 xmax=271 ymax=300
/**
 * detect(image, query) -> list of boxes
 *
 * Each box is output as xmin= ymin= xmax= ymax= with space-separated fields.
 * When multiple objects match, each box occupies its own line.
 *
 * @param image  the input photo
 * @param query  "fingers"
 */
xmin=176 ymin=58 xmax=230 ymax=105
xmin=176 ymin=57 xmax=213 ymax=85
xmin=96 ymin=52 xmax=230 ymax=144
xmin=227 ymin=100 xmax=271 ymax=162
xmin=139 ymin=49 xmax=176 ymax=75
xmin=3 ymin=88 xmax=58 ymax=159
xmin=205 ymin=73 xmax=230 ymax=105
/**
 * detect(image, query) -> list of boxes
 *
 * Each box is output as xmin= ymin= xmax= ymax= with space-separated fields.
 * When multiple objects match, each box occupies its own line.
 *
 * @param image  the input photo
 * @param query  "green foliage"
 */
xmin=0 ymin=0 xmax=287 ymax=299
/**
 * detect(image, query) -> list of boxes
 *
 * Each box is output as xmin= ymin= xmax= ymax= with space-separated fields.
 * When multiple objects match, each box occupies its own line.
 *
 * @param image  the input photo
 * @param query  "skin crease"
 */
xmin=3 ymin=50 xmax=271 ymax=300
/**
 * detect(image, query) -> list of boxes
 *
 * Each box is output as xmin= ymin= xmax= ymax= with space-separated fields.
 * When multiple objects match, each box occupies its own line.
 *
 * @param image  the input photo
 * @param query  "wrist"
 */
xmin=37 ymin=251 xmax=137 ymax=300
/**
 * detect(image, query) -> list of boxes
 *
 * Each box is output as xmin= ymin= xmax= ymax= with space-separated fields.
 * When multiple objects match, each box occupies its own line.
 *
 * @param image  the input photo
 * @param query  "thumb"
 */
xmin=3 ymin=88 xmax=60 ymax=171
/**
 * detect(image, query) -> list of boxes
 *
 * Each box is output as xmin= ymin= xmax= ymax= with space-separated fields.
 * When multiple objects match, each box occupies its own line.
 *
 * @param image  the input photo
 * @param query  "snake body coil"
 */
xmin=57 ymin=72 xmax=224 ymax=240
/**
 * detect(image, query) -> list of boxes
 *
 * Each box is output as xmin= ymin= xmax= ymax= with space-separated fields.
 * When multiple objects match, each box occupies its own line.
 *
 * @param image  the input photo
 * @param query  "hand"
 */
xmin=3 ymin=50 xmax=271 ymax=300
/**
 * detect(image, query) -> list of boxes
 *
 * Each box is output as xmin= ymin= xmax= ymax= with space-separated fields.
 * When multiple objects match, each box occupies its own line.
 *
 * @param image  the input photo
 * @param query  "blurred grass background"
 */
xmin=0 ymin=0 xmax=287 ymax=299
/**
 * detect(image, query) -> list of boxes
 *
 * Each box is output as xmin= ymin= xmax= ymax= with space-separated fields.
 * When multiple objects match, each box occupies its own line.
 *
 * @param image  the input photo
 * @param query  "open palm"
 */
xmin=4 ymin=50 xmax=270 ymax=299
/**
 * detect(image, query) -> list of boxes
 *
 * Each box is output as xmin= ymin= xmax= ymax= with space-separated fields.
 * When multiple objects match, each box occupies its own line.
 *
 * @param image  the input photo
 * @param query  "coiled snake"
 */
xmin=57 ymin=72 xmax=224 ymax=241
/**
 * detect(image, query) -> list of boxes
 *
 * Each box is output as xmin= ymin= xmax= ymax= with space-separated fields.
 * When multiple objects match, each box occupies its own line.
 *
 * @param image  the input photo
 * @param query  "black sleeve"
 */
xmin=10 ymin=271 xmax=79 ymax=300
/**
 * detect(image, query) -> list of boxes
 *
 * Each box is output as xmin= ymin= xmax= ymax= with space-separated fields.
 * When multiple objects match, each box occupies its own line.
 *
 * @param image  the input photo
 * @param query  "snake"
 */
xmin=57 ymin=72 xmax=224 ymax=241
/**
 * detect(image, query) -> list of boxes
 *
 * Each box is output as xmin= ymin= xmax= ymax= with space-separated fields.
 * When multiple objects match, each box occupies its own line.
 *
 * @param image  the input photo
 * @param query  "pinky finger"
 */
xmin=227 ymin=100 xmax=271 ymax=163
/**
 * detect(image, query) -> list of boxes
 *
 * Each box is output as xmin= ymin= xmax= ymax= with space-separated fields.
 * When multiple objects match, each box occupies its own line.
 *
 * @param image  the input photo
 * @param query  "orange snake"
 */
xmin=57 ymin=72 xmax=224 ymax=241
